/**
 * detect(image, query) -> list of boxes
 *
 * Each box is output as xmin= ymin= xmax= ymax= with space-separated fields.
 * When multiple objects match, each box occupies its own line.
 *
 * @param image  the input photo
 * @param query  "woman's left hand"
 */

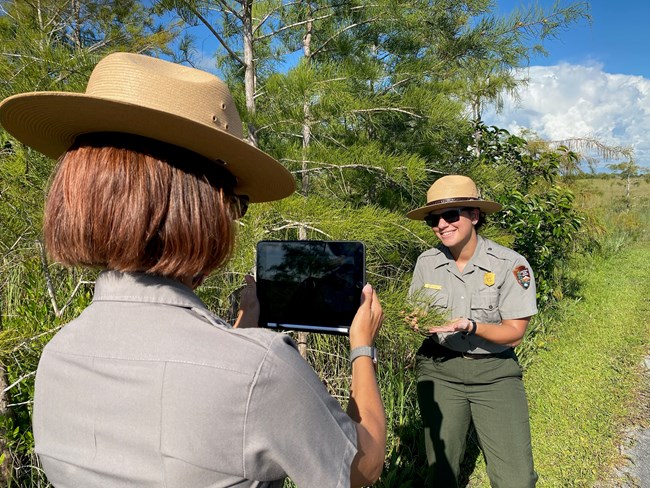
xmin=233 ymin=275 xmax=260 ymax=328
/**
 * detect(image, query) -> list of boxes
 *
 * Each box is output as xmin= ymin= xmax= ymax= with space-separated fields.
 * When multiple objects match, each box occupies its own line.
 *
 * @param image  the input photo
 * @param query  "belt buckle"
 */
xmin=461 ymin=351 xmax=484 ymax=359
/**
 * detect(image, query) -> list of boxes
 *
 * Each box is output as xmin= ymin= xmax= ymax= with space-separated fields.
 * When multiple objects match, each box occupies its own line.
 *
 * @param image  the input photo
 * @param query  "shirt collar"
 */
xmin=92 ymin=270 xmax=207 ymax=309
xmin=469 ymin=235 xmax=493 ymax=272
xmin=436 ymin=236 xmax=492 ymax=270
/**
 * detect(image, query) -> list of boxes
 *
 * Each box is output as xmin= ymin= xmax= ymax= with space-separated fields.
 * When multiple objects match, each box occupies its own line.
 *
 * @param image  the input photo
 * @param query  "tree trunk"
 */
xmin=293 ymin=10 xmax=315 ymax=359
xmin=242 ymin=0 xmax=258 ymax=148
xmin=296 ymin=225 xmax=309 ymax=359
xmin=301 ymin=16 xmax=314 ymax=195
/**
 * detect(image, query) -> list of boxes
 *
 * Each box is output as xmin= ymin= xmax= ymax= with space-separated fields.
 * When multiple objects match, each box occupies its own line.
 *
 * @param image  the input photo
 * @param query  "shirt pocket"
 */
xmin=424 ymin=290 xmax=449 ymax=312
xmin=470 ymin=290 xmax=500 ymax=323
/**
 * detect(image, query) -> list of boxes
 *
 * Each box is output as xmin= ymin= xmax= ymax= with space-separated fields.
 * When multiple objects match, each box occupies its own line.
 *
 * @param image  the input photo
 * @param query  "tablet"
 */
xmin=256 ymin=240 xmax=366 ymax=335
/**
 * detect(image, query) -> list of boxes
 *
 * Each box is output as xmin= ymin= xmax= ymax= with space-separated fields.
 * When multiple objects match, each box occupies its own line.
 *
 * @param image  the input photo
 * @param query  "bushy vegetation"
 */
xmin=3 ymin=1 xmax=647 ymax=487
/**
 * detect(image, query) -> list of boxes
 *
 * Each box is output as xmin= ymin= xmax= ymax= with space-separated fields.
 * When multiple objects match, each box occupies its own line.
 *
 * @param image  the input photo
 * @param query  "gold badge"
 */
xmin=484 ymin=272 xmax=495 ymax=287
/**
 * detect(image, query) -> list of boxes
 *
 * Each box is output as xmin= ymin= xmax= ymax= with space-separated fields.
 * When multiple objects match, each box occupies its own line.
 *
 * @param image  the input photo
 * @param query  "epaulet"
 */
xmin=420 ymin=246 xmax=444 ymax=258
xmin=189 ymin=306 xmax=232 ymax=329
xmin=484 ymin=238 xmax=522 ymax=262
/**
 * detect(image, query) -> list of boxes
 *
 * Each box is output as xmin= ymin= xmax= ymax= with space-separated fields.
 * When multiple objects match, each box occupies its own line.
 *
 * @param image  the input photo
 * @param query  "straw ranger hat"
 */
xmin=0 ymin=52 xmax=295 ymax=203
xmin=406 ymin=175 xmax=502 ymax=220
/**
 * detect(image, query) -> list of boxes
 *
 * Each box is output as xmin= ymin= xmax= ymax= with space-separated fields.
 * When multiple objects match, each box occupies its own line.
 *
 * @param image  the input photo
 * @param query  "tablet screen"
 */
xmin=256 ymin=240 xmax=366 ymax=335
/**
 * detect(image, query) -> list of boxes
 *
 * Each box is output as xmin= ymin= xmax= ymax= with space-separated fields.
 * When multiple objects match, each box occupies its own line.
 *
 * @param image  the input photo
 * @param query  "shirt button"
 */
xmin=489 ymin=305 xmax=493 ymax=309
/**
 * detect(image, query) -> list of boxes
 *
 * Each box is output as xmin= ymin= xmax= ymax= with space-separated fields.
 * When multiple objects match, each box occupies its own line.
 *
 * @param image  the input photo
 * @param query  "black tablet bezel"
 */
xmin=255 ymin=240 xmax=366 ymax=335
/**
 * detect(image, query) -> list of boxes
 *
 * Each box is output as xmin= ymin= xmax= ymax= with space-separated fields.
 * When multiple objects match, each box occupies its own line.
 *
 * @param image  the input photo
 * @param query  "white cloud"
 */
xmin=483 ymin=63 xmax=650 ymax=170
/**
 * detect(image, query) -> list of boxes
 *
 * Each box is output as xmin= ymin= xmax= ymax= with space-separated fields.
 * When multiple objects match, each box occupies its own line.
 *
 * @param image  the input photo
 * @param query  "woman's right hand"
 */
xmin=233 ymin=274 xmax=260 ymax=329
xmin=347 ymin=284 xmax=386 ymax=487
xmin=349 ymin=284 xmax=384 ymax=349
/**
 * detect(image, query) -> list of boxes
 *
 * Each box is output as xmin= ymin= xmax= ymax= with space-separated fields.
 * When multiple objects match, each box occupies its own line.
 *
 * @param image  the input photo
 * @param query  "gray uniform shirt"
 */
xmin=409 ymin=235 xmax=538 ymax=354
xmin=33 ymin=271 xmax=357 ymax=488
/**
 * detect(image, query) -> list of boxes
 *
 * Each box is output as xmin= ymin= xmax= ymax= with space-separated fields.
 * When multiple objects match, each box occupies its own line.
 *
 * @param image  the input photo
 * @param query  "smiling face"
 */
xmin=426 ymin=207 xmax=479 ymax=253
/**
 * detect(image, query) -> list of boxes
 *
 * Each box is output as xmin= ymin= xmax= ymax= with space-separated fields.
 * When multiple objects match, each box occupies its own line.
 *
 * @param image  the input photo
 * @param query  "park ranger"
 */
xmin=406 ymin=175 xmax=538 ymax=487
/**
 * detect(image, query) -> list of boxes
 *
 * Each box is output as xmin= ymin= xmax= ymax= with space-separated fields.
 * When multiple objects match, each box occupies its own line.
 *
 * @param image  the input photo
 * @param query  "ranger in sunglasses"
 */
xmin=406 ymin=175 xmax=538 ymax=487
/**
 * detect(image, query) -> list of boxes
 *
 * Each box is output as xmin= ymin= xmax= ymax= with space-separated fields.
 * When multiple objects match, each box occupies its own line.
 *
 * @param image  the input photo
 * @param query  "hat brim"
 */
xmin=0 ymin=92 xmax=295 ymax=203
xmin=406 ymin=199 xmax=502 ymax=220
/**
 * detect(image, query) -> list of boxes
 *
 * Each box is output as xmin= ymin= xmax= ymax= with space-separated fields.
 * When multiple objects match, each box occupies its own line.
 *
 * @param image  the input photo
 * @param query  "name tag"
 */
xmin=424 ymin=283 xmax=442 ymax=290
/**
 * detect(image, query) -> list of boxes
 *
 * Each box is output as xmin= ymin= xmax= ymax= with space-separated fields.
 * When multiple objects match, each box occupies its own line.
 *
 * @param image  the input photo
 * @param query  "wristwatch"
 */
xmin=468 ymin=318 xmax=477 ymax=335
xmin=350 ymin=346 xmax=378 ymax=365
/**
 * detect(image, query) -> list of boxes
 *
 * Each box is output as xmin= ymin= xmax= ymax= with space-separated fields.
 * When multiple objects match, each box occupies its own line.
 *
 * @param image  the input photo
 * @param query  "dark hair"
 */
xmin=44 ymin=132 xmax=241 ymax=280
xmin=467 ymin=208 xmax=486 ymax=232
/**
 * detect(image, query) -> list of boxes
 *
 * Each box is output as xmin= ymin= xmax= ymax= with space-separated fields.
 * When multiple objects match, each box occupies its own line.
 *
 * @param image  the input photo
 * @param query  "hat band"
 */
xmin=426 ymin=197 xmax=481 ymax=207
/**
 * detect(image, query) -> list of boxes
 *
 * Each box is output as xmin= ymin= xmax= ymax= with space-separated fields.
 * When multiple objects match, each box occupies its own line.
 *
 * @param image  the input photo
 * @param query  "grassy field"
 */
xmin=526 ymin=244 xmax=650 ymax=486
xmin=572 ymin=176 xmax=650 ymax=245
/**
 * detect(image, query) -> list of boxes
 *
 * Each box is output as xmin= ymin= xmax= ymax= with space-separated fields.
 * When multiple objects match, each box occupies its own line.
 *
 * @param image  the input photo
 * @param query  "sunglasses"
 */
xmin=232 ymin=194 xmax=249 ymax=220
xmin=424 ymin=208 xmax=469 ymax=227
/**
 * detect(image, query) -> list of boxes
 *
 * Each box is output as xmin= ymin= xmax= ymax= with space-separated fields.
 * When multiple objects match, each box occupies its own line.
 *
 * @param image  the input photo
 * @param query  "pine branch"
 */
xmin=189 ymin=0 xmax=245 ymax=66
xmin=350 ymin=107 xmax=424 ymax=118
xmin=2 ymin=371 xmax=35 ymax=394
xmin=311 ymin=17 xmax=379 ymax=58
xmin=10 ymin=326 xmax=64 ymax=354
xmin=549 ymin=137 xmax=633 ymax=161
xmin=284 ymin=160 xmax=407 ymax=175
xmin=255 ymin=12 xmax=335 ymax=41
xmin=37 ymin=240 xmax=60 ymax=317
xmin=252 ymin=1 xmax=303 ymax=36
xmin=267 ymin=220 xmax=332 ymax=238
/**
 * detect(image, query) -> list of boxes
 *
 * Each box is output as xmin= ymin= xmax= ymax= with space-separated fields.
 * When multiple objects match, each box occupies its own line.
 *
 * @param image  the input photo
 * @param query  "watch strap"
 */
xmin=468 ymin=318 xmax=477 ymax=335
xmin=350 ymin=346 xmax=377 ymax=364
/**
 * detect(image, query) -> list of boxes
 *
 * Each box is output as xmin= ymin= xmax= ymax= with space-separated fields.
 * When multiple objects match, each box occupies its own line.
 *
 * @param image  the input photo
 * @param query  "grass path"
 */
xmin=524 ymin=243 xmax=650 ymax=486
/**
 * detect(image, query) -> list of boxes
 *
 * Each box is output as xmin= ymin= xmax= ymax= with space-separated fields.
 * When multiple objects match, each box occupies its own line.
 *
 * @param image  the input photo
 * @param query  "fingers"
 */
xmin=359 ymin=284 xmax=383 ymax=322
xmin=359 ymin=283 xmax=372 ymax=305
xmin=349 ymin=284 xmax=384 ymax=349
xmin=427 ymin=318 xmax=464 ymax=334
xmin=234 ymin=274 xmax=260 ymax=329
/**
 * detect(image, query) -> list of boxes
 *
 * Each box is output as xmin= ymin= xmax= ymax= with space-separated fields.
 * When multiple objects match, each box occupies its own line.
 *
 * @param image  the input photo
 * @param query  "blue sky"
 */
xmin=497 ymin=0 xmax=649 ymax=78
xmin=485 ymin=1 xmax=650 ymax=170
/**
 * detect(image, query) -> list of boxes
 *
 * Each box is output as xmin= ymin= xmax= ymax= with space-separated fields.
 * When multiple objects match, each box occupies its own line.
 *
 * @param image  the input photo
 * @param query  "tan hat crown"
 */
xmin=83 ymin=54 xmax=242 ymax=139
xmin=406 ymin=175 xmax=502 ymax=220
xmin=0 ymin=52 xmax=295 ymax=203
xmin=425 ymin=175 xmax=481 ymax=205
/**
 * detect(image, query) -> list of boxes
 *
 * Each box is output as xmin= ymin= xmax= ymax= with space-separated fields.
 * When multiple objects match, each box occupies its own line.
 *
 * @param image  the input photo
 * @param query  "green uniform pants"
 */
xmin=416 ymin=341 xmax=537 ymax=488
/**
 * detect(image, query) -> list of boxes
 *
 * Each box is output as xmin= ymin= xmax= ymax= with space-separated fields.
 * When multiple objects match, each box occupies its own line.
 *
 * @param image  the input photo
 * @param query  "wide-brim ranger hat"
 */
xmin=406 ymin=175 xmax=502 ymax=220
xmin=0 ymin=52 xmax=295 ymax=203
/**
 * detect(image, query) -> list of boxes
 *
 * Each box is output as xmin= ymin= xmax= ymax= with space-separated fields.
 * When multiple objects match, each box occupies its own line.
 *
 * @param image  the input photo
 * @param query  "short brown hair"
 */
xmin=44 ymin=133 xmax=241 ymax=280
